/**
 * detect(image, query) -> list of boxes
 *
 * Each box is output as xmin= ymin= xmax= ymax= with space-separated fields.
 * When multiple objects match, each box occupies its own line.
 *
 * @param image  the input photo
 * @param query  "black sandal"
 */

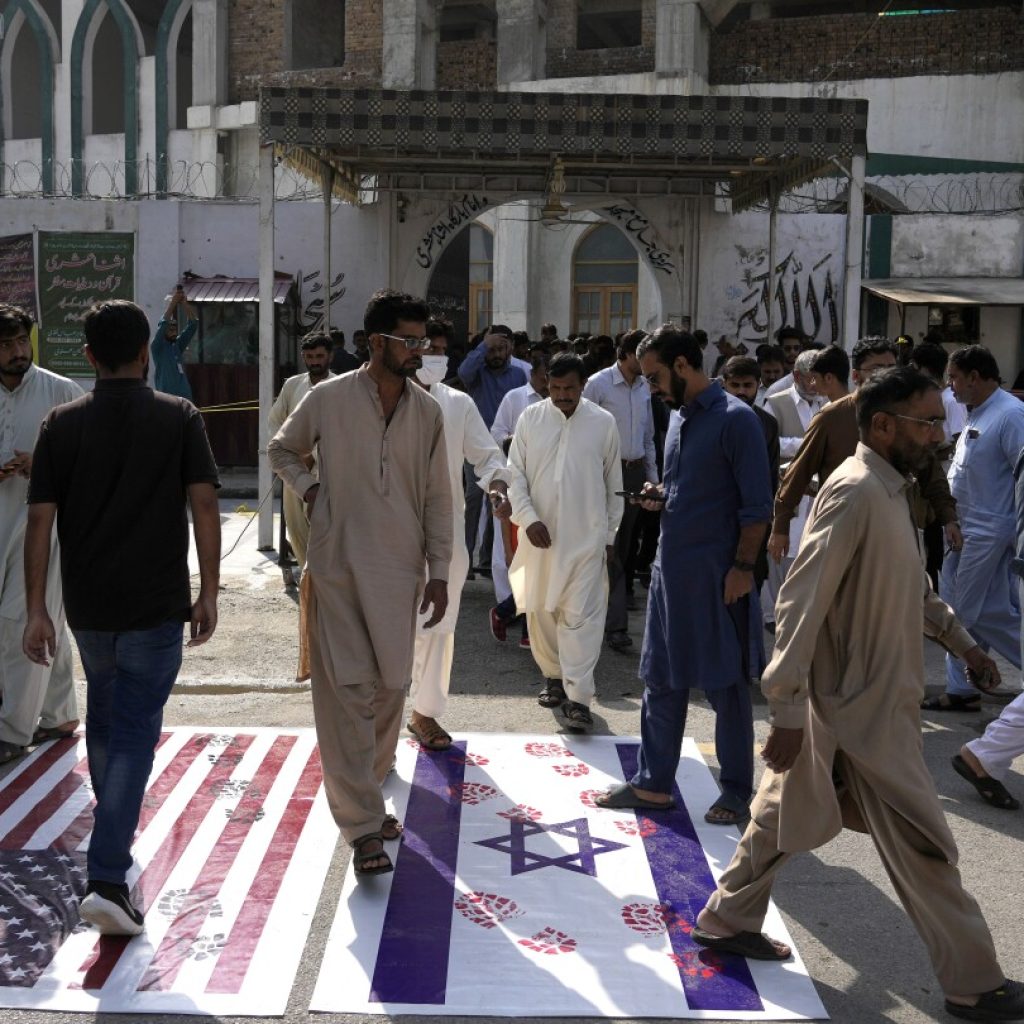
xmin=692 ymin=928 xmax=791 ymax=961
xmin=537 ymin=680 xmax=567 ymax=709
xmin=558 ymin=700 xmax=593 ymax=733
xmin=952 ymin=755 xmax=1021 ymax=810
xmin=921 ymin=693 xmax=981 ymax=712
xmin=352 ymin=833 xmax=393 ymax=876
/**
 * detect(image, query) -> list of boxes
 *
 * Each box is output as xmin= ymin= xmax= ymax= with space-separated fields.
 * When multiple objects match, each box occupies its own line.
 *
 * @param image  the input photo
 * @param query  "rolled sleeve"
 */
xmin=727 ymin=412 xmax=773 ymax=527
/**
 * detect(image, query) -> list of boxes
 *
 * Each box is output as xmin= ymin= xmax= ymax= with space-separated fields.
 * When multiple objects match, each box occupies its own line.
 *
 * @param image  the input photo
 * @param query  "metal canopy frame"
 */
xmin=253 ymin=86 xmax=868 ymax=546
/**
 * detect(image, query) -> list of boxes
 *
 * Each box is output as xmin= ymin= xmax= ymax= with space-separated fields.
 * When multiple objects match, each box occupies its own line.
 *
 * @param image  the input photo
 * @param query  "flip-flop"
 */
xmin=920 ymin=693 xmax=981 ymax=712
xmin=704 ymin=792 xmax=752 ymax=827
xmin=594 ymin=782 xmax=674 ymax=811
xmin=537 ymin=680 xmax=567 ymax=709
xmin=692 ymin=928 xmax=792 ymax=961
xmin=951 ymin=755 xmax=1021 ymax=811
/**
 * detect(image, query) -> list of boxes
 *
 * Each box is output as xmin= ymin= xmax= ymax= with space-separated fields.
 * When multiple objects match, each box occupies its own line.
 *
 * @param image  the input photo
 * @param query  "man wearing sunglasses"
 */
xmin=269 ymin=289 xmax=452 ymax=877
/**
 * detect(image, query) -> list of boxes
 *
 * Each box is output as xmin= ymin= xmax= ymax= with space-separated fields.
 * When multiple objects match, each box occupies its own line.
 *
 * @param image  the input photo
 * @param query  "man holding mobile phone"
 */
xmin=151 ymin=283 xmax=198 ymax=400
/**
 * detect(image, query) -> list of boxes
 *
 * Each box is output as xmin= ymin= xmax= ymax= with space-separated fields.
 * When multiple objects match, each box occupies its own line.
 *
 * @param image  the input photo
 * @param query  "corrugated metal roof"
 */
xmin=862 ymin=277 xmax=1024 ymax=306
xmin=183 ymin=275 xmax=293 ymax=304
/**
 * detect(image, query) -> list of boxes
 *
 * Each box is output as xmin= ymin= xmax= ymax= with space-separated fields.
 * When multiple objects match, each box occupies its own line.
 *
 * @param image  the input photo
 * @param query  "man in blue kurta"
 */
xmin=923 ymin=345 xmax=1024 ymax=712
xmin=150 ymin=285 xmax=198 ymax=400
xmin=597 ymin=325 xmax=773 ymax=825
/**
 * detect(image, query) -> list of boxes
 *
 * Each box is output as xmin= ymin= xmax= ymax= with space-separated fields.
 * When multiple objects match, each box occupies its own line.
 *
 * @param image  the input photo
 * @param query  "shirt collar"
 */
xmin=611 ymin=363 xmax=643 ymax=389
xmin=855 ymin=442 xmax=912 ymax=497
xmin=683 ymin=378 xmax=724 ymax=415
xmin=95 ymin=377 xmax=146 ymax=392
xmin=1 ymin=361 xmax=37 ymax=395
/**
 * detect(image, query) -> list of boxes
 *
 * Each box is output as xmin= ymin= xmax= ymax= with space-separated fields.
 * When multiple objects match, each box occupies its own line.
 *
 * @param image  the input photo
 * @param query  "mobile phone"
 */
xmin=616 ymin=490 xmax=664 ymax=503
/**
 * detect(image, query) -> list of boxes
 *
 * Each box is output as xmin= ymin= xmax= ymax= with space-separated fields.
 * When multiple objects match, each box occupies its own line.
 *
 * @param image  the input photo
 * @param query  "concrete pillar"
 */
xmin=382 ymin=0 xmax=436 ymax=90
xmin=492 ymin=201 xmax=532 ymax=330
xmin=192 ymin=0 xmax=228 ymax=107
xmin=842 ymin=154 xmax=866 ymax=351
xmin=656 ymin=0 xmax=709 ymax=91
xmin=257 ymin=142 xmax=276 ymax=550
xmin=497 ymin=0 xmax=546 ymax=86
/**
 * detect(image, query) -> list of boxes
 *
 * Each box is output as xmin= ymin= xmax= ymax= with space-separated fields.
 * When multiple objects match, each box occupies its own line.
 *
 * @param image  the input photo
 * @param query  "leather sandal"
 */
xmin=351 ymin=833 xmax=393 ymax=876
xmin=537 ymin=680 xmax=567 ymax=709
xmin=407 ymin=716 xmax=452 ymax=751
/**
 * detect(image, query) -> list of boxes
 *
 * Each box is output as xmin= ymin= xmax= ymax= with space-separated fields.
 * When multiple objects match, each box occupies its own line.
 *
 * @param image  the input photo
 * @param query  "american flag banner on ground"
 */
xmin=312 ymin=733 xmax=828 ymax=1020
xmin=0 ymin=727 xmax=336 ymax=1016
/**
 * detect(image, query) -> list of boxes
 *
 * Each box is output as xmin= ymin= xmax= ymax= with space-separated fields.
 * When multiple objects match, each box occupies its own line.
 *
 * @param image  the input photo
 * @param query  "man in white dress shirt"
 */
xmin=489 ymin=350 xmax=550 ymax=641
xmin=267 ymin=334 xmax=336 ymax=571
xmin=507 ymin=353 xmax=622 ymax=733
xmin=583 ymin=329 xmax=657 ymax=652
xmin=0 ymin=304 xmax=82 ymax=764
xmin=407 ymin=326 xmax=512 ymax=750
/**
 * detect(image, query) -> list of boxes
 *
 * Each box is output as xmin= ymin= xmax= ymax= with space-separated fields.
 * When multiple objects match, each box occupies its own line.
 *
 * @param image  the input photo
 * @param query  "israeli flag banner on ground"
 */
xmin=312 ymin=733 xmax=827 ymax=1020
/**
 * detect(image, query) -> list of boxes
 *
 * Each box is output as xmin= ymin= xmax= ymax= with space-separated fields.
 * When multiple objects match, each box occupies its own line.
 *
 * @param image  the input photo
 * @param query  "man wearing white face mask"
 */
xmin=407 ymin=320 xmax=513 ymax=750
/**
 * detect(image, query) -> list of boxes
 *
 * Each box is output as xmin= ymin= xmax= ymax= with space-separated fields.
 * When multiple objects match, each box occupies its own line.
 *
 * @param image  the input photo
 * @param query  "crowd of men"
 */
xmin=2 ymin=285 xmax=1024 ymax=1019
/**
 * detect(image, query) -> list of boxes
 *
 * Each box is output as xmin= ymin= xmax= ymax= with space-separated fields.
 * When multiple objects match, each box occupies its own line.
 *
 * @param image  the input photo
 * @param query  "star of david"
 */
xmin=475 ymin=817 xmax=628 ymax=877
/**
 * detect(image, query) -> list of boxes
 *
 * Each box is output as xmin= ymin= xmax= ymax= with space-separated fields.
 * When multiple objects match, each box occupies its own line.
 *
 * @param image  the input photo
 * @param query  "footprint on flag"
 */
xmin=552 ymin=763 xmax=589 ymax=778
xmin=578 ymin=789 xmax=609 ymax=809
xmin=448 ymin=782 xmax=498 ymax=805
xmin=613 ymin=816 xmax=658 ymax=838
xmin=621 ymin=902 xmax=692 ymax=937
xmin=496 ymin=804 xmax=542 ymax=822
xmin=454 ymin=891 xmax=524 ymax=930
xmin=524 ymin=742 xmax=575 ymax=759
xmin=669 ymin=950 xmax=725 ymax=979
xmin=452 ymin=752 xmax=491 ymax=767
xmin=519 ymin=927 xmax=578 ymax=955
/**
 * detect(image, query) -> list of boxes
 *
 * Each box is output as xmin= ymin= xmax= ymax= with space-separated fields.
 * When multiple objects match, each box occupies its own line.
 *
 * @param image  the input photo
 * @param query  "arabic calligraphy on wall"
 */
xmin=416 ymin=195 xmax=489 ymax=269
xmin=601 ymin=204 xmax=675 ymax=275
xmin=296 ymin=268 xmax=347 ymax=333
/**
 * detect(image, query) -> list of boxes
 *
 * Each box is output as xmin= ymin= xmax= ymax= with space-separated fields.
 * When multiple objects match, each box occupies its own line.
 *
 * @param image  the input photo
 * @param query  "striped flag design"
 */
xmin=0 ymin=728 xmax=336 ymax=1015
xmin=313 ymin=733 xmax=828 ymax=1020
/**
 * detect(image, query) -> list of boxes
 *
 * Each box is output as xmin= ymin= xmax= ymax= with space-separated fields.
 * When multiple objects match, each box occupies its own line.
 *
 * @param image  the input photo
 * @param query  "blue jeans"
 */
xmin=632 ymin=679 xmax=754 ymax=803
xmin=73 ymin=621 xmax=183 ymax=884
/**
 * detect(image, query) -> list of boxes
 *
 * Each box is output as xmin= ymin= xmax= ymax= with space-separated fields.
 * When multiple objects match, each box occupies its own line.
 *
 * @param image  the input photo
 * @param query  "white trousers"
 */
xmin=409 ymin=631 xmax=455 ymax=719
xmin=0 ymin=616 xmax=78 ymax=746
xmin=492 ymin=522 xmax=513 ymax=604
xmin=761 ymin=555 xmax=794 ymax=626
xmin=526 ymin=591 xmax=606 ymax=708
xmin=966 ymin=690 xmax=1024 ymax=783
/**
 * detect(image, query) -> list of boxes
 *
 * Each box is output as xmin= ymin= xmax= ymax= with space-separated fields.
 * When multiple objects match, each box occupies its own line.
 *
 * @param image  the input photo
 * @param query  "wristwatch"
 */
xmin=732 ymin=559 xmax=756 ymax=572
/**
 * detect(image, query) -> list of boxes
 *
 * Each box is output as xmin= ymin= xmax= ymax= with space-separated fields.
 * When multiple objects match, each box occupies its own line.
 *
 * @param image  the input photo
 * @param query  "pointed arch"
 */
xmin=70 ymin=0 xmax=143 ymax=195
xmin=0 ymin=0 xmax=58 ymax=192
xmin=155 ymin=0 xmax=192 ymax=194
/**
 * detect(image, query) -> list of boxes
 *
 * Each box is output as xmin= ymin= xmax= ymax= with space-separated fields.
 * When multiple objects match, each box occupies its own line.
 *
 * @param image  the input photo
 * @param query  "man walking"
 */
xmin=692 ymin=367 xmax=1024 ymax=1024
xmin=924 ymin=345 xmax=1024 ymax=712
xmin=0 ymin=304 xmax=82 ymax=765
xmin=583 ymin=329 xmax=658 ymax=653
xmin=23 ymin=299 xmax=221 ymax=935
xmin=597 ymin=327 xmax=772 ymax=825
xmin=269 ymin=290 xmax=452 ymax=877
xmin=150 ymin=284 xmax=198 ymax=400
xmin=268 ymin=333 xmax=335 ymax=570
xmin=507 ymin=353 xmax=622 ymax=733
xmin=407 ymin=322 xmax=511 ymax=751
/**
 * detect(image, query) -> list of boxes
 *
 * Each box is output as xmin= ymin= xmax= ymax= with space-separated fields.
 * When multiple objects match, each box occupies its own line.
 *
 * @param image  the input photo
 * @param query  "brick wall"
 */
xmin=436 ymin=40 xmax=498 ymax=89
xmin=710 ymin=8 xmax=1024 ymax=85
xmin=545 ymin=0 xmax=655 ymax=79
xmin=229 ymin=0 xmax=382 ymax=103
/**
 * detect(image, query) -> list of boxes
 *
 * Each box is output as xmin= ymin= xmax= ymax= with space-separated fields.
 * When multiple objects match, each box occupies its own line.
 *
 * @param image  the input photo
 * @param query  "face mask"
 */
xmin=416 ymin=355 xmax=449 ymax=386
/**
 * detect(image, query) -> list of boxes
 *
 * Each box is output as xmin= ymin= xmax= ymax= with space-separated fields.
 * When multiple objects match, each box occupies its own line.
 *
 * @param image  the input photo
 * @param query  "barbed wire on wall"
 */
xmin=0 ymin=158 xmax=335 ymax=202
xmin=4 ymin=158 xmax=1024 ymax=217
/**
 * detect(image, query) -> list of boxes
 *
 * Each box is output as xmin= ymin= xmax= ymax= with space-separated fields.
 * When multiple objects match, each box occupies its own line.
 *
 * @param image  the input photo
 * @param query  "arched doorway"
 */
xmin=572 ymin=223 xmax=638 ymax=336
xmin=425 ymin=222 xmax=493 ymax=344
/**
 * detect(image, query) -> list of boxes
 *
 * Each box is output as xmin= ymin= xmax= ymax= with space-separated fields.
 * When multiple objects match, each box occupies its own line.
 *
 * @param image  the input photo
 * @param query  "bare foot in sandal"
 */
xmin=352 ymin=833 xmax=393 ymax=876
xmin=407 ymin=712 xmax=452 ymax=751
xmin=381 ymin=814 xmax=404 ymax=841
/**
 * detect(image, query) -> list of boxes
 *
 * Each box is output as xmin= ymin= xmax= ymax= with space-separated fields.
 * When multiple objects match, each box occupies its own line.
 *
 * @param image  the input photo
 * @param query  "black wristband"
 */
xmin=732 ymin=559 xmax=756 ymax=572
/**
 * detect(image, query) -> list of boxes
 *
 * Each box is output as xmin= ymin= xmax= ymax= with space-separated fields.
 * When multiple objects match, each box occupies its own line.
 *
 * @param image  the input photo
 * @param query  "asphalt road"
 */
xmin=6 ymin=507 xmax=1024 ymax=1024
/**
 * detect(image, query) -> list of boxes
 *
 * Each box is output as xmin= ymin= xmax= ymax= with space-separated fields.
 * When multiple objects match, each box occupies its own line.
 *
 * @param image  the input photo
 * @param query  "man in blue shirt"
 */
xmin=458 ymin=325 xmax=527 ymax=573
xmin=596 ymin=326 xmax=773 ymax=826
xmin=150 ymin=285 xmax=198 ymax=400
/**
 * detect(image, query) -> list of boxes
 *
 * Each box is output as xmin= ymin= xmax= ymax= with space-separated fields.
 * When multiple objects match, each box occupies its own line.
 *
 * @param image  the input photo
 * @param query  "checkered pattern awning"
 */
xmin=259 ymin=87 xmax=868 ymax=211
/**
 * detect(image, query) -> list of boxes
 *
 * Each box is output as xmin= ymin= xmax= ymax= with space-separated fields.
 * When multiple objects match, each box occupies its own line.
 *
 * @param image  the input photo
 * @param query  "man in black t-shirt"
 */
xmin=23 ymin=300 xmax=221 ymax=937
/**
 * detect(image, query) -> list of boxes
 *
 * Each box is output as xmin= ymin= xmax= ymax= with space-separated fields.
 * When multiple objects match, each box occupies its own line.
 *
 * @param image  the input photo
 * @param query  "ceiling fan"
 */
xmin=502 ymin=158 xmax=618 ymax=226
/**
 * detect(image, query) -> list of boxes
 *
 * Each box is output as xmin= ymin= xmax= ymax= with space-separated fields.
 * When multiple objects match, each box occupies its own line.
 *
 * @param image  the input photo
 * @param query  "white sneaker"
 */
xmin=79 ymin=882 xmax=145 ymax=936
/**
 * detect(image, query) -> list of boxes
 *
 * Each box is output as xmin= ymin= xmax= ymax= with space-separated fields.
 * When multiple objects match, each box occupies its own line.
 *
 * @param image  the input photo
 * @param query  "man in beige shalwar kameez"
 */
xmin=269 ymin=290 xmax=452 ymax=877
xmin=693 ymin=367 xmax=1023 ymax=1022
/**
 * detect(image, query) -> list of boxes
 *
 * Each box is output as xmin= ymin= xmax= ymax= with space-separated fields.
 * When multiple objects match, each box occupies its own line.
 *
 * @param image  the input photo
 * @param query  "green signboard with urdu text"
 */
xmin=37 ymin=232 xmax=135 ymax=376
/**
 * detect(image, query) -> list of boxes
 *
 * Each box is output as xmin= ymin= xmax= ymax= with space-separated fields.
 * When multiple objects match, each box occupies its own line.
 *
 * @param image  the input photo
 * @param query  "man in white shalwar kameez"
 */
xmin=507 ymin=353 xmax=622 ymax=733
xmin=408 ymin=329 xmax=511 ymax=750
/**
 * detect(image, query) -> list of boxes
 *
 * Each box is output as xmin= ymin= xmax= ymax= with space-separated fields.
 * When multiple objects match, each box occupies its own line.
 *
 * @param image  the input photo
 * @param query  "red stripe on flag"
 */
xmin=0 ymin=739 xmax=79 ymax=817
xmin=205 ymin=746 xmax=323 ymax=994
xmin=53 ymin=732 xmax=181 ymax=853
xmin=137 ymin=735 xmax=298 ymax=991
xmin=1 ymin=756 xmax=89 ymax=849
xmin=76 ymin=734 xmax=257 ymax=992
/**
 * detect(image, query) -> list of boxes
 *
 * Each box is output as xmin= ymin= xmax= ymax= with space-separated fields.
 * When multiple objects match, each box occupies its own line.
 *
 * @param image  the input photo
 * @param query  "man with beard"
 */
xmin=0 ymin=304 xmax=82 ymax=765
xmin=692 ymin=367 xmax=1024 ymax=1024
xmin=268 ymin=333 xmax=336 ymax=571
xmin=407 ymin=322 xmax=511 ymax=751
xmin=507 ymin=353 xmax=622 ymax=733
xmin=269 ymin=290 xmax=451 ymax=877
xmin=458 ymin=326 xmax=527 ymax=575
xmin=596 ymin=327 xmax=771 ymax=825
xmin=763 ymin=326 xmax=807 ymax=399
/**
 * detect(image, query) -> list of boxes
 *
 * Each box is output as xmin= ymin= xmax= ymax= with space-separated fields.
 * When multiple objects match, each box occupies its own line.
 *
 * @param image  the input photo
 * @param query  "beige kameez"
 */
xmin=705 ymin=444 xmax=1005 ymax=995
xmin=268 ymin=368 xmax=452 ymax=841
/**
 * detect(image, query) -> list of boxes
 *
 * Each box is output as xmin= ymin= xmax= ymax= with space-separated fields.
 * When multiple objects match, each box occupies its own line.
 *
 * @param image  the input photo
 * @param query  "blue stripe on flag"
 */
xmin=616 ymin=743 xmax=764 ymax=1013
xmin=369 ymin=742 xmax=467 ymax=1005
